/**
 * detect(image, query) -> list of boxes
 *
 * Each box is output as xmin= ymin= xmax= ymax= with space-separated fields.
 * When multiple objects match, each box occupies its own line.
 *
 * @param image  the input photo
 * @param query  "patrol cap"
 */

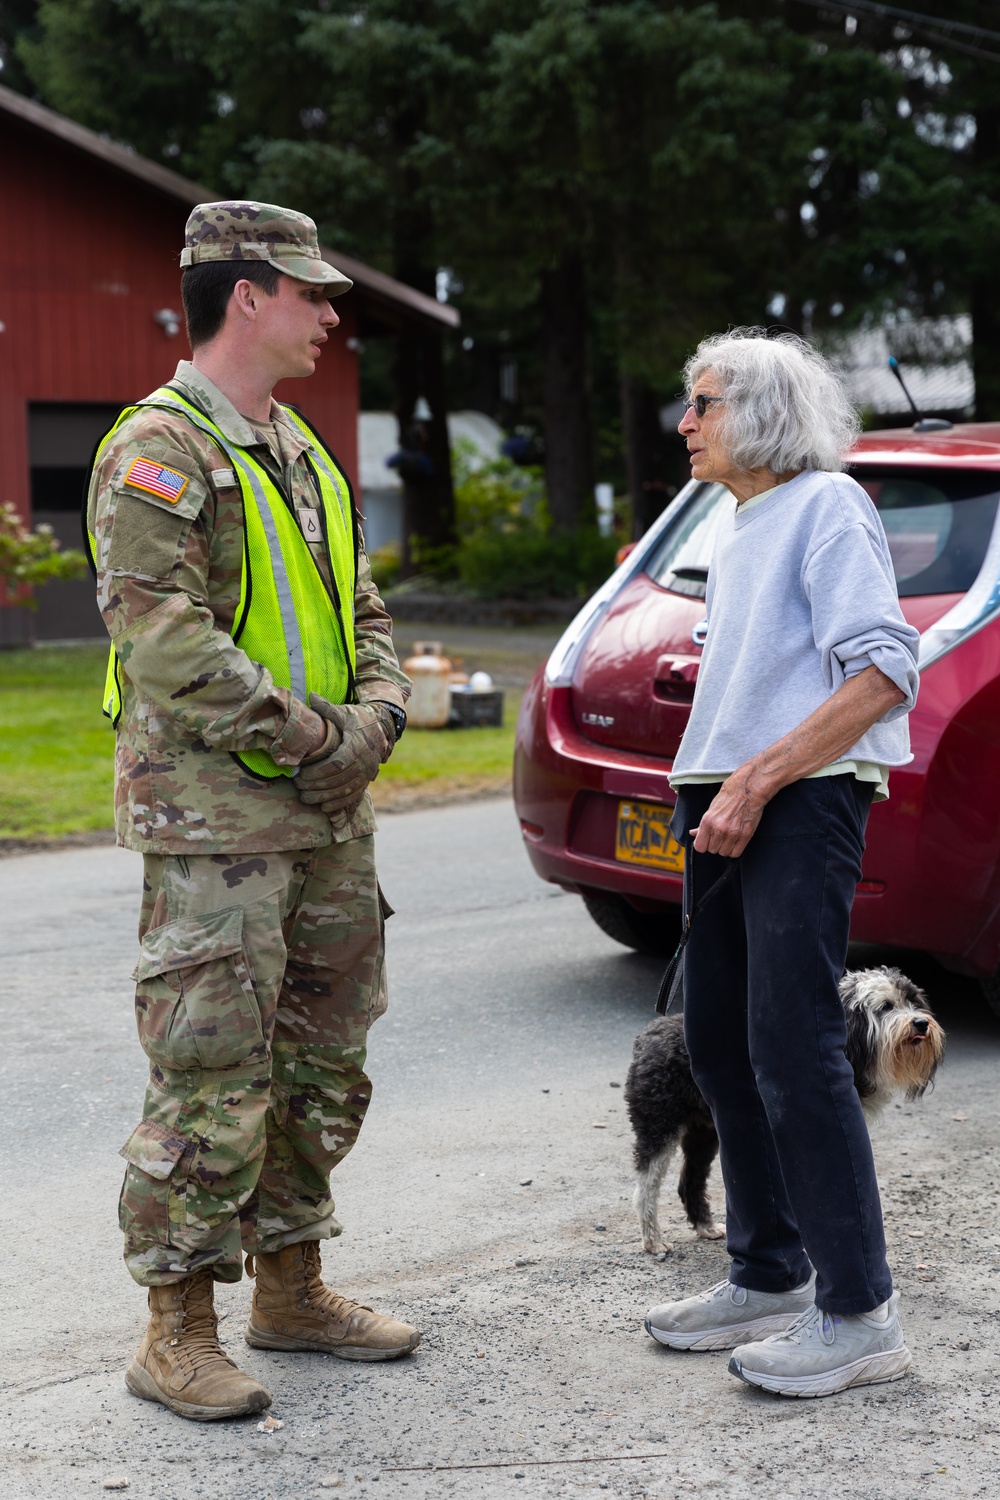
xmin=180 ymin=201 xmax=353 ymax=296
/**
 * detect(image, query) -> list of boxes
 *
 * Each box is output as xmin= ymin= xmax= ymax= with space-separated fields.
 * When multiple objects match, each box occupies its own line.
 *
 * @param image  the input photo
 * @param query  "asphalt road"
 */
xmin=2 ymin=798 xmax=1000 ymax=1499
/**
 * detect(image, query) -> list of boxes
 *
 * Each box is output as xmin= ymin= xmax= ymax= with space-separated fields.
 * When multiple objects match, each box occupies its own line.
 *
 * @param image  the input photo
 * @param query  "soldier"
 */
xmin=86 ymin=201 xmax=419 ymax=1422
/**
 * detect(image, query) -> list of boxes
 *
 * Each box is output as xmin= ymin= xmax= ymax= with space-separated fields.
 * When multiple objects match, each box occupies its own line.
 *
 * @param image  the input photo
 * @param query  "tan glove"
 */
xmin=296 ymin=695 xmax=396 ymax=816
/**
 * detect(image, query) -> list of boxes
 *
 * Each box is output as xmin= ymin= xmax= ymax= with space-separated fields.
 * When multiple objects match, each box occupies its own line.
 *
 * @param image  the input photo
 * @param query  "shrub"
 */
xmin=457 ymin=526 xmax=617 ymax=600
xmin=0 ymin=504 xmax=88 ymax=605
xmin=452 ymin=439 xmax=546 ymax=537
xmin=447 ymin=439 xmax=617 ymax=599
xmin=369 ymin=540 xmax=402 ymax=592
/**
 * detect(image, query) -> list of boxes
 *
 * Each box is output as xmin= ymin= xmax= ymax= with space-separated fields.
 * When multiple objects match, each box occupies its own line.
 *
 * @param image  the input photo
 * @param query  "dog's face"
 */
xmin=840 ymin=966 xmax=945 ymax=1104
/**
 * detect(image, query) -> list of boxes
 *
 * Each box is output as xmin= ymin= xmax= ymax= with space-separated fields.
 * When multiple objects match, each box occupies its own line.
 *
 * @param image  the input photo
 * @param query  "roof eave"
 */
xmin=329 ymin=250 xmax=460 ymax=330
xmin=0 ymin=82 xmax=458 ymax=331
xmin=0 ymin=81 xmax=216 ymax=203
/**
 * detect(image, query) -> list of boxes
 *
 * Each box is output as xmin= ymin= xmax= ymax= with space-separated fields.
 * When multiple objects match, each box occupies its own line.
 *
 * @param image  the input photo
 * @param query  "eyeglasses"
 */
xmin=685 ymin=394 xmax=725 ymax=418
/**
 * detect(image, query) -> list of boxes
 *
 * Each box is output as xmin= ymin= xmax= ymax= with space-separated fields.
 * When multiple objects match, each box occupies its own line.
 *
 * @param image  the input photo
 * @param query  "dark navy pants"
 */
xmin=672 ymin=777 xmax=892 ymax=1316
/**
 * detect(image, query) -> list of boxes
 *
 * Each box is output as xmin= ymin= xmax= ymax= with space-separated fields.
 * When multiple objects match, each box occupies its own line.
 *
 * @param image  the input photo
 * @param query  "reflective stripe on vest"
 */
xmin=86 ymin=387 xmax=357 ymax=780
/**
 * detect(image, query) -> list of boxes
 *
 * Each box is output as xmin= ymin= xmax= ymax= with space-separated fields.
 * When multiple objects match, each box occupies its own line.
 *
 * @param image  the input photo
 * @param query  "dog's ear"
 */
xmin=884 ymin=965 xmax=932 ymax=1013
xmin=906 ymin=976 xmax=933 ymax=1013
xmin=844 ymin=1000 xmax=878 ymax=1099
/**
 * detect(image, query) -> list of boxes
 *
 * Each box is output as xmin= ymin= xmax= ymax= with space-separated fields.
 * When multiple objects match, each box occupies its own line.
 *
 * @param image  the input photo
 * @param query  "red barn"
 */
xmin=0 ymin=83 xmax=457 ymax=643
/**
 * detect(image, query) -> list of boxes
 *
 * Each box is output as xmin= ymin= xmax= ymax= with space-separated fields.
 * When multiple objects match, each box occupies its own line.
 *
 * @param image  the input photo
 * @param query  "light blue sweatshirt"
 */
xmin=670 ymin=469 xmax=920 ymax=779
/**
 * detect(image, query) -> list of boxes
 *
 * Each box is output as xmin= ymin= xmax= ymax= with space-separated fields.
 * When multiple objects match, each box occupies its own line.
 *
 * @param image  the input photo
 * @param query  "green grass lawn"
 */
xmin=372 ymin=695 xmax=519 ymax=813
xmin=0 ymin=645 xmax=116 ymax=838
xmin=0 ymin=645 xmax=517 ymax=840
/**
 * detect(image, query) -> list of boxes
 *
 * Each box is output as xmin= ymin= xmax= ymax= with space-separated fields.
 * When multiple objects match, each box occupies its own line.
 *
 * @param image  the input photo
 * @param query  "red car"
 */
xmin=513 ymin=423 xmax=1000 ymax=1011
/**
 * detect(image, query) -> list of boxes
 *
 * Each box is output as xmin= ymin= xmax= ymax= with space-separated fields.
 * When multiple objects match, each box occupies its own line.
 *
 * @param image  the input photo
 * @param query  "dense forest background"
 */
xmin=2 ymin=0 xmax=998 ymax=555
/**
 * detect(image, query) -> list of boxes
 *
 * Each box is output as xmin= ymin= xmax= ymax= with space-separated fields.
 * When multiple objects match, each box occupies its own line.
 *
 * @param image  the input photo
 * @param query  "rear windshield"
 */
xmin=644 ymin=471 xmax=1000 ymax=599
xmin=852 ymin=468 xmax=1000 ymax=596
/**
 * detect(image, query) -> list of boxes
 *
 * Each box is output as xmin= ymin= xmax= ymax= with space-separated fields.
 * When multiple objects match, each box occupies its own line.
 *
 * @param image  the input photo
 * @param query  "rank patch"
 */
xmin=124 ymin=457 xmax=189 ymax=504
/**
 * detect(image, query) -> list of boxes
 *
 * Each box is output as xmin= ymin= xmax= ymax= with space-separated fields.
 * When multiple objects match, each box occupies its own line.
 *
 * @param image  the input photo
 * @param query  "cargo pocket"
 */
xmin=368 ymin=883 xmax=393 ymax=1027
xmin=119 ymin=1116 xmax=192 ymax=1179
xmin=132 ymin=906 xmax=265 ymax=1071
xmin=118 ymin=1116 xmax=193 ymax=1246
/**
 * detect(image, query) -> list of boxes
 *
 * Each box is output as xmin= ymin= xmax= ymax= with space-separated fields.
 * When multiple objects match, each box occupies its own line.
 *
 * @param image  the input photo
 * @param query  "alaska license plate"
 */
xmin=615 ymin=799 xmax=685 ymax=872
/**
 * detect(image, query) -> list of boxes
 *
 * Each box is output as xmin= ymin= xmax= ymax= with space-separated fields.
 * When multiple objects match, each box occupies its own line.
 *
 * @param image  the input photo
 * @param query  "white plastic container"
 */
xmin=402 ymin=640 xmax=453 ymax=728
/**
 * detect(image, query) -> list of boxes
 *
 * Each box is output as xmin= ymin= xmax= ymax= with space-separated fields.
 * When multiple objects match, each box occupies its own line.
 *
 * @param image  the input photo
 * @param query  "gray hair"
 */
xmin=684 ymin=328 xmax=861 ymax=474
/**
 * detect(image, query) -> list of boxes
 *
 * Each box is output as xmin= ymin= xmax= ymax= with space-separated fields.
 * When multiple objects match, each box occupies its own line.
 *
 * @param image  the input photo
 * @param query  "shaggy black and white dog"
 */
xmin=625 ymin=966 xmax=946 ymax=1254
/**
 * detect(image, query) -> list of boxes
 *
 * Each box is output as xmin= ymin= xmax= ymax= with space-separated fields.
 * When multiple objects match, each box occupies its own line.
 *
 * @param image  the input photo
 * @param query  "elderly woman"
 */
xmin=644 ymin=330 xmax=919 ymax=1397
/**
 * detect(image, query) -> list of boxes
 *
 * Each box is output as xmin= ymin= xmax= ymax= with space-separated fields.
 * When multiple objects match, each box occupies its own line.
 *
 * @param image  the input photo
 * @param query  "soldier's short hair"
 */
xmin=181 ymin=261 xmax=282 ymax=348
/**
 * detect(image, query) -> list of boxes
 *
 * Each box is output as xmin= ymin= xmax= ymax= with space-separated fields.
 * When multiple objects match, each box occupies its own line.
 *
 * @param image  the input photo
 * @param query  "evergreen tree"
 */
xmin=9 ymin=0 xmax=993 ymax=545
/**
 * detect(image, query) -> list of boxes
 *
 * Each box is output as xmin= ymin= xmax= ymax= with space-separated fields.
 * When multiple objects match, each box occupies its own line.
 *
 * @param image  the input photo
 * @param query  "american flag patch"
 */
xmin=124 ymin=457 xmax=189 ymax=504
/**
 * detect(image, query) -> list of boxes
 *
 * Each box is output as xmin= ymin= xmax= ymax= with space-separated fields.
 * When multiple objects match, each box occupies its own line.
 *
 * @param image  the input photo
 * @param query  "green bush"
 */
xmin=447 ymin=440 xmax=617 ymax=599
xmin=452 ymin=439 xmax=546 ymax=536
xmin=0 ymin=502 xmax=87 ymax=603
xmin=458 ymin=527 xmax=617 ymax=600
xmin=369 ymin=540 xmax=402 ymax=592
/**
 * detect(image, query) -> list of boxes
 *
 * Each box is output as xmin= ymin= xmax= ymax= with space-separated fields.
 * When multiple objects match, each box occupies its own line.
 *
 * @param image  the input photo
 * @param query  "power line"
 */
xmin=793 ymin=0 xmax=1000 ymax=63
xmin=799 ymin=0 xmax=1000 ymax=42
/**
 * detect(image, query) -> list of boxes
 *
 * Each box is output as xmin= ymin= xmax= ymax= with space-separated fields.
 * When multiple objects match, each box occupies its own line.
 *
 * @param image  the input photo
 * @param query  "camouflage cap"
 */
xmin=180 ymin=201 xmax=353 ymax=296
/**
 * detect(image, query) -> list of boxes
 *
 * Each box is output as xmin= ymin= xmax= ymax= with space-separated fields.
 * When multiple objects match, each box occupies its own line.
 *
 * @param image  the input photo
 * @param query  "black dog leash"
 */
xmin=655 ymin=856 xmax=740 ymax=1015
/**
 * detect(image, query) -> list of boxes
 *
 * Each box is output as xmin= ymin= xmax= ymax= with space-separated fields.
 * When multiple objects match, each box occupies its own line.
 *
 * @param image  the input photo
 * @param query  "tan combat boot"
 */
xmin=245 ymin=1241 xmax=421 ymax=1362
xmin=126 ymin=1269 xmax=272 ymax=1421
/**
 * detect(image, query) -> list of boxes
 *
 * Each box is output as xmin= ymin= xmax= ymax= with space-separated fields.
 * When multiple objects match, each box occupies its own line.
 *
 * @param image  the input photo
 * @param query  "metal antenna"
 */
xmin=887 ymin=356 xmax=920 ymax=418
xmin=887 ymin=356 xmax=953 ymax=433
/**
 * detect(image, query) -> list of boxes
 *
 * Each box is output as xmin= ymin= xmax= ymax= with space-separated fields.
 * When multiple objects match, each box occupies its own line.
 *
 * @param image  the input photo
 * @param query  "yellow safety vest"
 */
xmin=86 ymin=386 xmax=358 ymax=780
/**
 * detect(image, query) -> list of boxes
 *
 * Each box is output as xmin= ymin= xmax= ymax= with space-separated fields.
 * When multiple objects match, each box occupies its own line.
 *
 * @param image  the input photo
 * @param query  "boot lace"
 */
xmin=166 ymin=1279 xmax=236 ymax=1372
xmin=299 ymin=1242 xmax=371 ymax=1319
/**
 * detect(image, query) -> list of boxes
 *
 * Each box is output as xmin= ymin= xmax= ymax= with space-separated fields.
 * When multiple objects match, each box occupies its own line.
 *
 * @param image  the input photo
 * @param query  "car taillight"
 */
xmin=918 ymin=520 xmax=1000 ymax=670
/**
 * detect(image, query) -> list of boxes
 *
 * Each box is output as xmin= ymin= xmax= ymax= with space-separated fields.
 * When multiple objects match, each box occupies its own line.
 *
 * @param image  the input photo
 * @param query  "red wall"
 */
xmin=0 ymin=114 xmax=360 ymax=525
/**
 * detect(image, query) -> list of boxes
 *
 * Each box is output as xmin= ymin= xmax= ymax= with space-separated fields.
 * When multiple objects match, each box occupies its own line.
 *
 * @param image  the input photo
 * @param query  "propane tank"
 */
xmin=402 ymin=640 xmax=453 ymax=728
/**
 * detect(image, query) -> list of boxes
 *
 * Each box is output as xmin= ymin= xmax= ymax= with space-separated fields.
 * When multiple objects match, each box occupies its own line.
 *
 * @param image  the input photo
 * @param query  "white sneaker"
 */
xmin=644 ymin=1274 xmax=816 ymax=1352
xmin=728 ymin=1290 xmax=912 ymax=1397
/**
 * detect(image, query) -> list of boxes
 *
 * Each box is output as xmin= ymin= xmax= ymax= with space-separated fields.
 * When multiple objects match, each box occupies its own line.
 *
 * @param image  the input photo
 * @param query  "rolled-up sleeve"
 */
xmin=804 ymin=523 xmax=920 ymax=720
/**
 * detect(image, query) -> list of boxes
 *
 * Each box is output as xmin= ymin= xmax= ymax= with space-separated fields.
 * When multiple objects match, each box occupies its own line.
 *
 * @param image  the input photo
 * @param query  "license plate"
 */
xmin=615 ymin=800 xmax=685 ymax=871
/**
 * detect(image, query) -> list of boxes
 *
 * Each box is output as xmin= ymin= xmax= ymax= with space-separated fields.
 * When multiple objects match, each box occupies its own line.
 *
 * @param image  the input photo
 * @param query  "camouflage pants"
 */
xmin=118 ymin=839 xmax=388 ymax=1286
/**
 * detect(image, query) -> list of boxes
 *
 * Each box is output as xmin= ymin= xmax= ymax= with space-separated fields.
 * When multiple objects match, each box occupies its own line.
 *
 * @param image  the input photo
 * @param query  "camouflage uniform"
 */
xmin=88 ymin=212 xmax=409 ymax=1285
xmin=121 ymin=840 xmax=388 ymax=1283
